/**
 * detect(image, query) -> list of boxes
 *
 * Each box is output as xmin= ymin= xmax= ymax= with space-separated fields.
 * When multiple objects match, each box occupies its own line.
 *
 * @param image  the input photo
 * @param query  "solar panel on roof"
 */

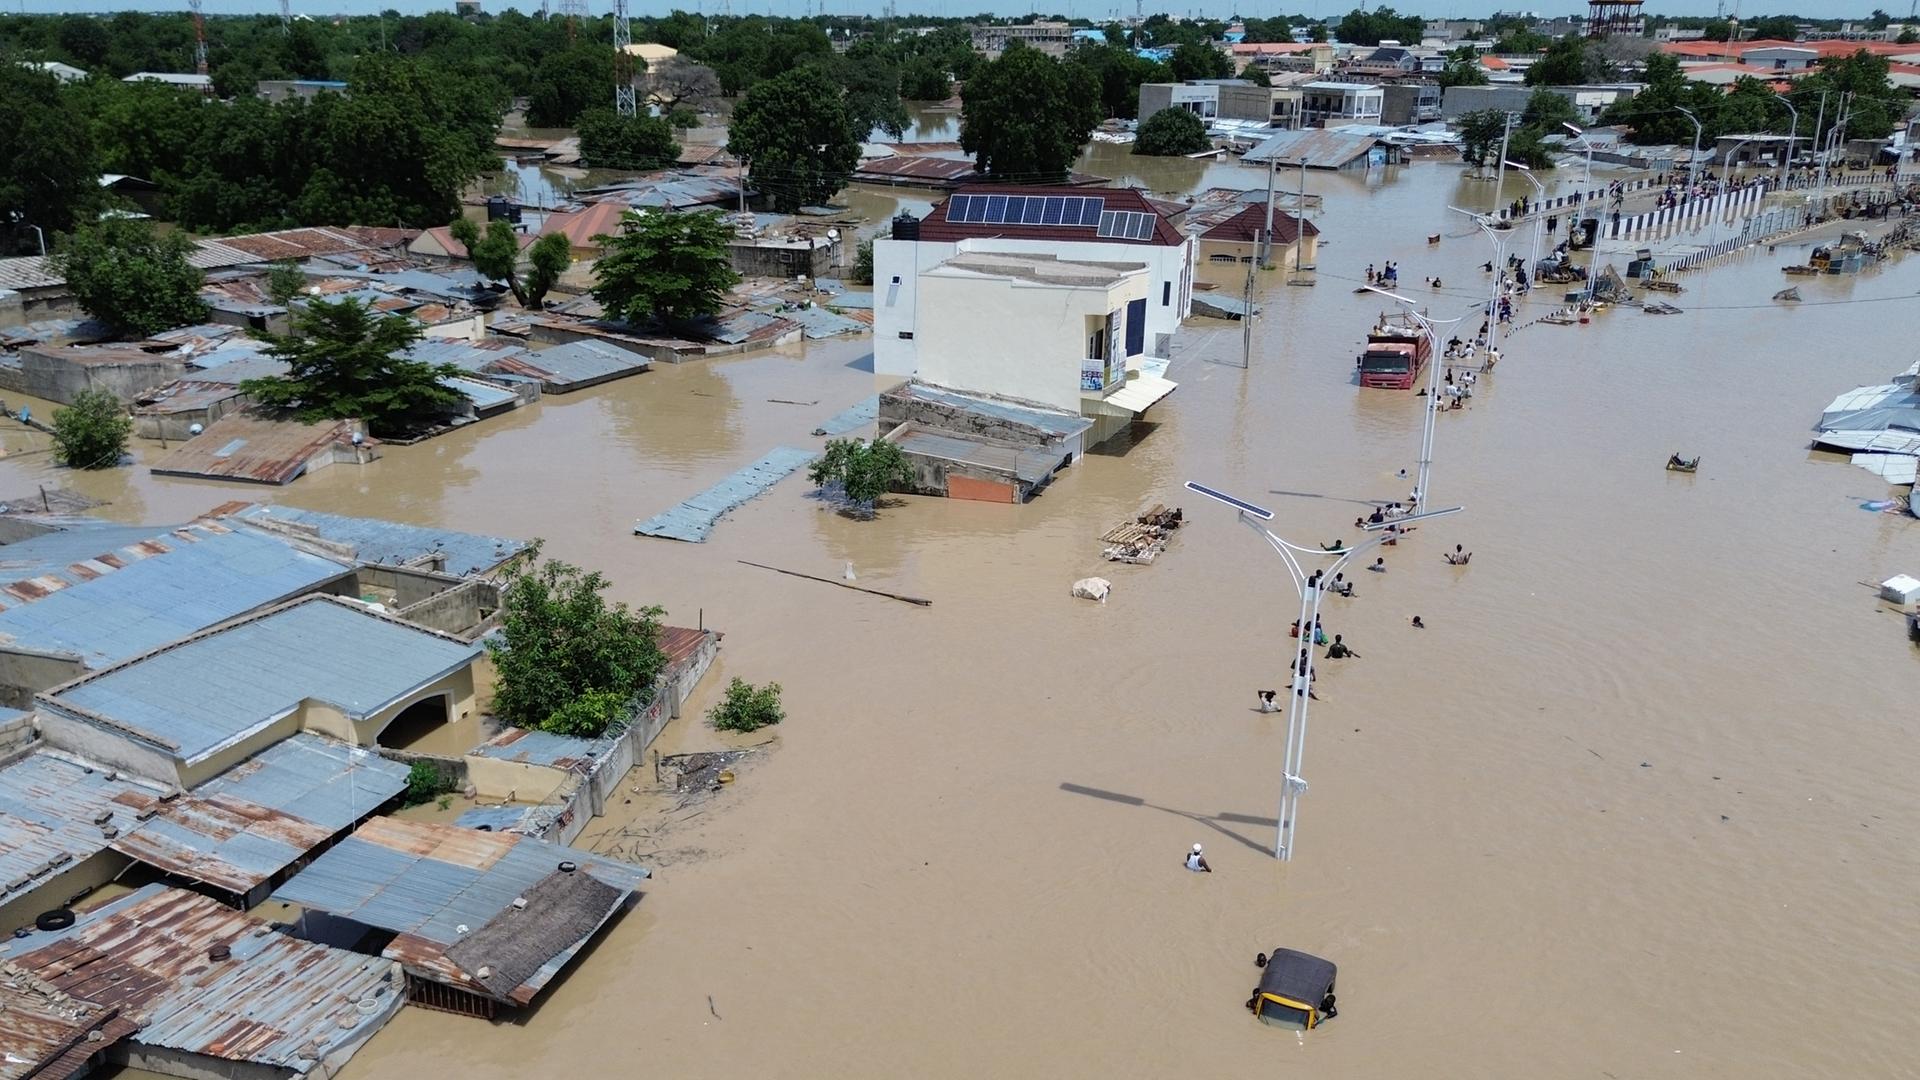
xmin=1131 ymin=213 xmax=1155 ymax=240
xmin=985 ymin=194 xmax=1008 ymax=221
xmin=946 ymin=194 xmax=972 ymax=221
xmin=1041 ymin=198 xmax=1064 ymax=225
xmin=1078 ymin=197 xmax=1105 ymax=224
xmin=1003 ymin=195 xmax=1025 ymax=222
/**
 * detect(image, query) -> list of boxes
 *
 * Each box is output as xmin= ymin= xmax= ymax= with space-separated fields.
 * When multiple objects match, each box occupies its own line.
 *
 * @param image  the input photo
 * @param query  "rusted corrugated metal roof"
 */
xmin=148 ymin=413 xmax=372 ymax=486
xmin=0 ymin=751 xmax=167 ymax=914
xmin=4 ymin=884 xmax=402 ymax=1076
xmin=0 ymin=975 xmax=131 ymax=1080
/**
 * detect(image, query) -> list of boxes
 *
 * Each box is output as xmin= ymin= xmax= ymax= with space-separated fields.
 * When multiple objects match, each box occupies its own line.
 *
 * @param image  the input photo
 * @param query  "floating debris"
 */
xmin=1100 ymin=504 xmax=1184 ymax=565
xmin=1071 ymin=577 xmax=1112 ymax=602
xmin=1773 ymin=287 xmax=1802 ymax=302
xmin=1644 ymin=301 xmax=1684 ymax=315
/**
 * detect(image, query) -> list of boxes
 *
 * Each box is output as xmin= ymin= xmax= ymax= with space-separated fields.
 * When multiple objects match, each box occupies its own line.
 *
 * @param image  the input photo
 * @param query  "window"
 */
xmin=898 ymin=331 xmax=914 ymax=340
xmin=1162 ymin=282 xmax=1172 ymax=307
xmin=1086 ymin=325 xmax=1105 ymax=361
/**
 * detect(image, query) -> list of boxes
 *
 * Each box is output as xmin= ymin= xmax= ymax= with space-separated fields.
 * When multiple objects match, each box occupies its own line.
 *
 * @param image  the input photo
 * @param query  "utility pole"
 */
xmin=1239 ymin=239 xmax=1256 ymax=369
xmin=189 ymin=0 xmax=207 ymax=77
xmin=613 ymin=0 xmax=637 ymax=116
xmin=1262 ymin=151 xmax=1277 ymax=265
xmin=1492 ymin=111 xmax=1513 ymax=216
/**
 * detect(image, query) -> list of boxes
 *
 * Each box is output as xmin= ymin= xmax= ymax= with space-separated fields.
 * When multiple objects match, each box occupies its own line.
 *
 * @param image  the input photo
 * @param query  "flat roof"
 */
xmin=930 ymin=252 xmax=1146 ymax=288
xmin=227 ymin=504 xmax=528 ymax=576
xmin=44 ymin=596 xmax=483 ymax=767
xmin=885 ymin=380 xmax=1094 ymax=439
xmin=0 ymin=520 xmax=351 ymax=668
xmin=892 ymin=428 xmax=1063 ymax=486
xmin=272 ymin=817 xmax=647 ymax=1005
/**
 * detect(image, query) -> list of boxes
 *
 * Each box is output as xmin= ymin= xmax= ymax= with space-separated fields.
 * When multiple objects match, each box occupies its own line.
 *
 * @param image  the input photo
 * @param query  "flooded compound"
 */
xmin=5 ymin=157 xmax=1917 ymax=1079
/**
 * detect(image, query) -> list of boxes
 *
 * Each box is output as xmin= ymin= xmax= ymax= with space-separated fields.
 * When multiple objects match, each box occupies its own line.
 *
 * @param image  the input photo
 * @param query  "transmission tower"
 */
xmin=189 ymin=0 xmax=208 ymax=76
xmin=561 ymin=0 xmax=587 ymax=43
xmin=280 ymin=0 xmax=291 ymax=36
xmin=613 ymin=0 xmax=637 ymax=117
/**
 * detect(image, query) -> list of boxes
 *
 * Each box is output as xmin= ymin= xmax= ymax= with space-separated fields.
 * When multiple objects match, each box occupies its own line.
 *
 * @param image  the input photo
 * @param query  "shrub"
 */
xmin=404 ymin=761 xmax=450 ymax=806
xmin=546 ymin=688 xmax=634 ymax=738
xmin=709 ymin=677 xmax=784 ymax=733
xmin=50 ymin=388 xmax=131 ymax=470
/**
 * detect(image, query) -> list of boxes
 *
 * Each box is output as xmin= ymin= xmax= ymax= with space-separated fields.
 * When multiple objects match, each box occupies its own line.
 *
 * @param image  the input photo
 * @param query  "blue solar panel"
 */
xmin=1003 ymin=196 xmax=1026 ymax=223
xmin=947 ymin=194 xmax=972 ymax=222
xmin=1022 ymin=198 xmax=1045 ymax=224
xmin=1131 ymin=213 xmax=1155 ymax=240
xmin=985 ymin=194 xmax=1008 ymax=221
xmin=949 ymin=193 xmax=1115 ymax=229
xmin=963 ymin=196 xmax=988 ymax=223
xmin=1078 ymin=198 xmax=1106 ymax=225
xmin=1041 ymin=197 xmax=1064 ymax=224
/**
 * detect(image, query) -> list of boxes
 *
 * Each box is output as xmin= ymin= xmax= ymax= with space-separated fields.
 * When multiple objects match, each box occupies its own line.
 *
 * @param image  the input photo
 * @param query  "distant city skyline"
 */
xmin=1 ymin=0 xmax=1897 ymax=25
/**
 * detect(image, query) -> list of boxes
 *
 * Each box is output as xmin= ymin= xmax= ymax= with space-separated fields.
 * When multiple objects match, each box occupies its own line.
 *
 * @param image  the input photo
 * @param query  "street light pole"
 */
xmin=1772 ymin=93 xmax=1799 ymax=176
xmin=1676 ymin=105 xmax=1703 ymax=189
xmin=1504 ymin=159 xmax=1545 ymax=275
xmin=1449 ymin=205 xmax=1510 ymax=362
xmin=1366 ymin=286 xmax=1462 ymax=516
xmin=1182 ymin=482 xmax=1464 ymax=862
xmin=1563 ymin=122 xmax=1595 ymax=209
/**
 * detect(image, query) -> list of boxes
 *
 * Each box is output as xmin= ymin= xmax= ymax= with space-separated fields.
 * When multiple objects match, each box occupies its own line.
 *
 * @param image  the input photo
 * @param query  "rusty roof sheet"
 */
xmin=0 ymin=974 xmax=129 ymax=1080
xmin=131 ymin=379 xmax=249 ymax=416
xmin=271 ymin=817 xmax=646 ymax=1005
xmin=0 ymin=750 xmax=168 ymax=913
xmin=107 ymin=735 xmax=407 ymax=895
xmin=854 ymin=154 xmax=980 ymax=183
xmin=4 ymin=884 xmax=402 ymax=1075
xmin=214 ymin=226 xmax=416 ymax=262
xmin=148 ymin=413 xmax=370 ymax=486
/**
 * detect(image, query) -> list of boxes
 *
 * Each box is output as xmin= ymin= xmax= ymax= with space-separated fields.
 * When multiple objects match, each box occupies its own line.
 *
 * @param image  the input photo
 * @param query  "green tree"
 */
xmin=590 ymin=208 xmax=741 ymax=327
xmin=1900 ymin=26 xmax=1919 ymax=45
xmin=240 ymin=297 xmax=465 ymax=436
xmin=900 ymin=56 xmax=952 ymax=100
xmin=708 ymin=677 xmax=784 ymax=733
xmin=853 ymin=238 xmax=874 ymax=285
xmin=728 ymin=64 xmax=859 ymax=212
xmin=50 ymin=389 xmax=131 ymax=471
xmin=806 ymin=436 xmax=913 ymax=514
xmin=1492 ymin=28 xmax=1549 ymax=53
xmin=1066 ymin=42 xmax=1170 ymax=119
xmin=961 ymin=44 xmax=1102 ymax=182
xmin=1309 ymin=23 xmax=1329 ymax=43
xmin=526 ymin=42 xmax=616 ymax=127
xmin=831 ymin=44 xmax=910 ymax=139
xmin=1169 ymin=41 xmax=1231 ymax=80
xmin=1238 ymin=63 xmax=1272 ymax=87
xmin=1526 ymin=36 xmax=1600 ymax=86
xmin=666 ymin=106 xmax=699 ymax=129
xmin=1520 ymin=87 xmax=1579 ymax=133
xmin=1437 ymin=45 xmax=1488 ymax=88
xmin=1336 ymin=6 xmax=1424 ymax=46
xmin=449 ymin=217 xmax=572 ymax=309
xmin=577 ymin=107 xmax=681 ymax=169
xmin=486 ymin=545 xmax=667 ymax=738
xmin=1455 ymin=109 xmax=1509 ymax=168
xmin=53 ymin=219 xmax=208 ymax=338
xmin=1745 ymin=15 xmax=1801 ymax=41
xmin=267 ymin=260 xmax=307 ymax=305
xmin=0 ymin=64 xmax=102 ymax=247
xmin=1503 ymin=126 xmax=1556 ymax=170
xmin=1135 ymin=108 xmax=1211 ymax=155
xmin=402 ymin=761 xmax=451 ymax=806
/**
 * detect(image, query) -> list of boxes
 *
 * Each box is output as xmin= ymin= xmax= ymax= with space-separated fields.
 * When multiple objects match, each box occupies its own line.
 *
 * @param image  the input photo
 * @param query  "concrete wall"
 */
xmin=393 ymin=578 xmax=503 ymax=640
xmin=877 ymin=385 xmax=1085 ymax=460
xmin=0 ymin=848 xmax=129 ymax=934
xmin=36 ymin=705 xmax=182 ymax=787
xmin=178 ymin=710 xmax=302 ymax=789
xmin=0 ymin=710 xmax=34 ymax=756
xmin=912 ymin=265 xmax=1148 ymax=414
xmin=1218 ymin=85 xmax=1300 ymax=125
xmin=0 ymin=647 xmax=89 ymax=708
xmin=464 ymin=751 xmax=572 ymax=804
xmin=2 ymin=349 xmax=188 ymax=406
xmin=373 ymin=745 xmax=468 ymax=790
xmin=133 ymin=395 xmax=247 ymax=442
xmin=728 ymin=239 xmax=839 ymax=279
xmin=1200 ymin=234 xmax=1320 ymax=269
xmin=874 ymin=234 xmax=1196 ymax=380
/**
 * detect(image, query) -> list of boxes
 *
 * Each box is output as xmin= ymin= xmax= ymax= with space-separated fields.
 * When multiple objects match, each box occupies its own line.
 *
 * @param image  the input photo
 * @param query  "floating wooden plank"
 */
xmin=736 ymin=560 xmax=931 ymax=607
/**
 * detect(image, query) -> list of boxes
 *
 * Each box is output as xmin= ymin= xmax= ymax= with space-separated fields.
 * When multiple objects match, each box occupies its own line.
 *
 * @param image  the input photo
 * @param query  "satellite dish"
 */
xmin=188 ymin=422 xmax=204 ymax=436
xmin=827 ymin=228 xmax=841 ymax=241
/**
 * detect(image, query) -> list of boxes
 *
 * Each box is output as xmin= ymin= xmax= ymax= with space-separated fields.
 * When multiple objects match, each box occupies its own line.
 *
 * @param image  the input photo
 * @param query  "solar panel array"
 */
xmin=1096 ymin=210 xmax=1158 ymax=241
xmin=944 ymin=193 xmax=1108 ymax=228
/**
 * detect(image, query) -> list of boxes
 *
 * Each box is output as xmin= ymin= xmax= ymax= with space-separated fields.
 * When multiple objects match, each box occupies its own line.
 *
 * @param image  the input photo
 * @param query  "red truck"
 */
xmin=1355 ymin=317 xmax=1431 ymax=390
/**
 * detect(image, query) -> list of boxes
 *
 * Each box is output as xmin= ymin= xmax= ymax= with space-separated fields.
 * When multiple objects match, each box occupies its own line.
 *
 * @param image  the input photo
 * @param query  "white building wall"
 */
xmin=873 ymin=234 xmax=1194 ymax=379
xmin=914 ymin=272 xmax=1135 ymax=412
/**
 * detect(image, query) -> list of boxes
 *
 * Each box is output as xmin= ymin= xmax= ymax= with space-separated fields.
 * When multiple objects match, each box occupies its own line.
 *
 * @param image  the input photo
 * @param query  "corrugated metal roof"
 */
xmin=469 ymin=727 xmax=599 ymax=771
xmin=0 ymin=522 xmax=177 ymax=597
xmin=131 ymin=380 xmax=247 ymax=416
xmin=1100 ymin=372 xmax=1179 ymax=414
xmin=779 ymin=304 xmax=867 ymax=340
xmin=815 ymin=395 xmax=878 ymax=436
xmin=0 ymin=973 xmax=129 ymax=1080
xmin=491 ymin=339 xmax=650 ymax=390
xmin=0 ymin=521 xmax=350 ymax=667
xmin=4 ymin=884 xmax=402 ymax=1075
xmin=1242 ymin=127 xmax=1381 ymax=168
xmin=634 ymin=446 xmax=819 ymax=543
xmin=229 ymin=505 xmax=526 ymax=576
xmin=886 ymin=381 xmax=1094 ymax=438
xmin=445 ymin=374 xmax=521 ymax=412
xmin=270 ymin=817 xmax=646 ymax=1004
xmin=108 ymin=734 xmax=407 ymax=894
xmin=148 ymin=413 xmax=368 ymax=486
xmin=46 ymin=596 xmax=483 ymax=766
xmin=0 ymin=751 xmax=167 ymax=911
xmin=403 ymin=336 xmax=527 ymax=372
xmin=454 ymin=805 xmax=533 ymax=832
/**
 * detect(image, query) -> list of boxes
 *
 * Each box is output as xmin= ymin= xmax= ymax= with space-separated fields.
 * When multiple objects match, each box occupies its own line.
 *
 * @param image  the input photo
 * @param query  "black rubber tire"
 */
xmin=35 ymin=909 xmax=75 ymax=931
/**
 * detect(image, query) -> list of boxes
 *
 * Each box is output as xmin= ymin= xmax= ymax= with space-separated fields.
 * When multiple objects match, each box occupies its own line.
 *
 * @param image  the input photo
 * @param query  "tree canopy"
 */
xmin=526 ymin=42 xmax=618 ymax=128
xmin=51 ymin=389 xmax=132 ymax=471
xmin=53 ymin=219 xmax=208 ymax=338
xmin=728 ymin=64 xmax=859 ymax=212
xmin=961 ymin=44 xmax=1101 ymax=182
xmin=591 ymin=208 xmax=741 ymax=327
xmin=0 ymin=64 xmax=101 ymax=249
xmin=449 ymin=217 xmax=572 ymax=310
xmin=807 ymin=437 xmax=912 ymax=515
xmin=577 ymin=108 xmax=681 ymax=170
xmin=1169 ymin=42 xmax=1231 ymax=81
xmin=1135 ymin=108 xmax=1211 ymax=156
xmin=1525 ymin=37 xmax=1606 ymax=86
xmin=240 ymin=297 xmax=465 ymax=436
xmin=1335 ymin=6 xmax=1424 ymax=46
xmin=1066 ymin=42 xmax=1171 ymax=119
xmin=1437 ymin=45 xmax=1488 ymax=88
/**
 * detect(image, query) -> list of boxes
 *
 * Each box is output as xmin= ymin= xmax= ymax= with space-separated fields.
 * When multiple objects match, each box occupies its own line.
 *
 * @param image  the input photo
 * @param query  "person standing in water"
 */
xmin=1185 ymin=844 xmax=1212 ymax=872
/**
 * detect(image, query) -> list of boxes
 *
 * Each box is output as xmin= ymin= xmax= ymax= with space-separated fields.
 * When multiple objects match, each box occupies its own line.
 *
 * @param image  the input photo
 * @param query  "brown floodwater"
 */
xmin=13 ymin=155 xmax=1920 ymax=1078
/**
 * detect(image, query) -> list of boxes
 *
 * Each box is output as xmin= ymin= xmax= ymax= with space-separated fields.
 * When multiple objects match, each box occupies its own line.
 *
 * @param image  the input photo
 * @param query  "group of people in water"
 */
xmin=1363 ymin=262 xmax=1400 ymax=287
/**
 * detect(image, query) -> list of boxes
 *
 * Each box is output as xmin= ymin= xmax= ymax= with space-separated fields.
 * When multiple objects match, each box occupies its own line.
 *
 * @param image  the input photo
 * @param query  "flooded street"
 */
xmin=7 ymin=157 xmax=1918 ymax=1078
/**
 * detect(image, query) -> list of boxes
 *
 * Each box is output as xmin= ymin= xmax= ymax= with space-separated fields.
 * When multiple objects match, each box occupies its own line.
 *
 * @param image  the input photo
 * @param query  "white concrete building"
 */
xmin=891 ymin=252 xmax=1176 ymax=441
xmin=874 ymin=185 xmax=1196 ymax=385
xmin=1299 ymin=81 xmax=1386 ymax=126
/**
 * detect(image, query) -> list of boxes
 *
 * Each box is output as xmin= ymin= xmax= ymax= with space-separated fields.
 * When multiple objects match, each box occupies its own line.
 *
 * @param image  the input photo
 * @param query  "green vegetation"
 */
xmin=241 ymin=297 xmax=465 ymax=437
xmin=1335 ymin=5 xmax=1425 ymax=47
xmin=1238 ymin=64 xmax=1272 ymax=87
xmin=590 ymin=208 xmax=741 ymax=327
xmin=0 ymin=64 xmax=100 ymax=247
xmin=449 ymin=217 xmax=573 ymax=310
xmin=1135 ymin=108 xmax=1211 ymax=157
xmin=1065 ymin=42 xmax=1171 ymax=120
xmin=1168 ymin=42 xmax=1231 ymax=81
xmin=487 ymin=544 xmax=666 ymax=739
xmin=1525 ymin=36 xmax=1607 ymax=87
xmin=900 ymin=56 xmax=952 ymax=100
xmin=1437 ymin=46 xmax=1488 ymax=89
xmin=854 ymin=239 xmax=874 ymax=286
xmin=526 ymin=41 xmax=618 ymax=127
xmin=727 ymin=65 xmax=860 ymax=212
xmin=1599 ymin=50 xmax=1904 ymax=148
xmin=49 ymin=389 xmax=131 ymax=471
xmin=962 ymin=44 xmax=1102 ymax=182
xmin=403 ymin=761 xmax=453 ymax=807
xmin=709 ymin=677 xmax=785 ymax=733
xmin=807 ymin=436 xmax=913 ymax=514
xmin=266 ymin=260 xmax=307 ymax=305
xmin=53 ymin=219 xmax=208 ymax=338
xmin=577 ymin=108 xmax=681 ymax=170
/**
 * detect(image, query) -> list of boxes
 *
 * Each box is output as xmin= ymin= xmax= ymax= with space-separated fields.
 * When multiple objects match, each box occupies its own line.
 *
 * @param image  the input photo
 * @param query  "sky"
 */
xmin=1 ymin=0 xmax=1895 ymax=24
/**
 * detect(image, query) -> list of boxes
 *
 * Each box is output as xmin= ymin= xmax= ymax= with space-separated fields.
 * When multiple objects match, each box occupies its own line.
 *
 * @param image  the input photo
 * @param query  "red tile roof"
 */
xmin=1200 ymin=204 xmax=1318 ymax=245
xmin=918 ymin=185 xmax=1186 ymax=247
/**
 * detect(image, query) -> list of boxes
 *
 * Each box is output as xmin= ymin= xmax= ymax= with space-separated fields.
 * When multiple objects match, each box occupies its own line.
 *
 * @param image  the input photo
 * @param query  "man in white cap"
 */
xmin=1184 ymin=844 xmax=1212 ymax=873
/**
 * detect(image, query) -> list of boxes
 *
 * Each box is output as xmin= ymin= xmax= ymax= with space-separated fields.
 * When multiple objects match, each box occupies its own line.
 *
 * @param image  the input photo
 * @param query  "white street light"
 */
xmin=1364 ymin=285 xmax=1463 ymax=516
xmin=1676 ymin=105 xmax=1704 ymax=189
xmin=1449 ymin=205 xmax=1511 ymax=366
xmin=1563 ymin=122 xmax=1595 ymax=211
xmin=1503 ymin=159 xmax=1546 ymax=276
xmin=1184 ymin=481 xmax=1464 ymax=861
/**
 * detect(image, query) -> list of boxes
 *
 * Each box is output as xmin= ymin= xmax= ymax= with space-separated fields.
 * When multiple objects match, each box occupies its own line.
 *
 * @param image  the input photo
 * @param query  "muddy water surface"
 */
xmin=10 ymin=157 xmax=1918 ymax=1078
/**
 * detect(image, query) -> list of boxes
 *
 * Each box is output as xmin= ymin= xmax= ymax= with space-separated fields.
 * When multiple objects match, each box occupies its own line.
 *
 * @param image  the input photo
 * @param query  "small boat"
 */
xmin=1426 ymin=233 xmax=1441 ymax=245
xmin=1644 ymin=301 xmax=1683 ymax=315
xmin=1783 ymin=264 xmax=1821 ymax=275
xmin=1539 ymin=312 xmax=1576 ymax=326
xmin=1644 ymin=279 xmax=1684 ymax=293
xmin=1666 ymin=454 xmax=1700 ymax=473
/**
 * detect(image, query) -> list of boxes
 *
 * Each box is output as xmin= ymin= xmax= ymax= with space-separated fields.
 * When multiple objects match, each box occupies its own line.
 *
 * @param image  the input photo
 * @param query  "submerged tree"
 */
xmin=962 ymin=44 xmax=1102 ymax=181
xmin=1135 ymin=108 xmax=1211 ymax=156
xmin=50 ymin=389 xmax=132 ymax=470
xmin=240 ymin=297 xmax=464 ymax=436
xmin=807 ymin=437 xmax=913 ymax=516
xmin=487 ymin=542 xmax=667 ymax=738
xmin=450 ymin=217 xmax=573 ymax=309
xmin=590 ymin=208 xmax=741 ymax=327
xmin=53 ymin=219 xmax=208 ymax=338
xmin=727 ymin=64 xmax=859 ymax=212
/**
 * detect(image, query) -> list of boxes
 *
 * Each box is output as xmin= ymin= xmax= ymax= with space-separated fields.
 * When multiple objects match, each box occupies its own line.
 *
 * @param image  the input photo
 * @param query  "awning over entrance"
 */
xmin=1096 ymin=372 xmax=1178 ymax=416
